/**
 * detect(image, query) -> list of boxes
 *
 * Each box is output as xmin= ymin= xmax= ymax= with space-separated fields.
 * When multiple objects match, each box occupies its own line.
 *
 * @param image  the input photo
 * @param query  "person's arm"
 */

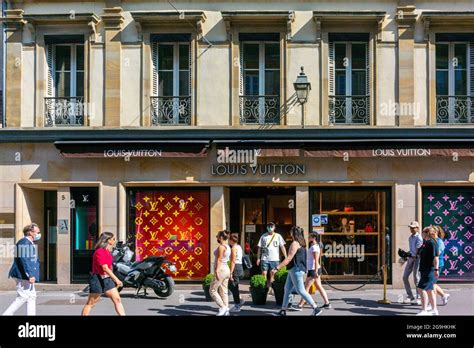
xmin=433 ymin=240 xmax=440 ymax=278
xmin=275 ymin=241 xmax=298 ymax=270
xmin=415 ymin=235 xmax=423 ymax=256
xmin=18 ymin=242 xmax=36 ymax=283
xmin=101 ymin=264 xmax=123 ymax=287
xmin=279 ymin=236 xmax=287 ymax=259
xmin=256 ymin=247 xmax=261 ymax=266
xmin=314 ymin=249 xmax=320 ymax=278
xmin=214 ymin=245 xmax=225 ymax=280
xmin=229 ymin=247 xmax=237 ymax=278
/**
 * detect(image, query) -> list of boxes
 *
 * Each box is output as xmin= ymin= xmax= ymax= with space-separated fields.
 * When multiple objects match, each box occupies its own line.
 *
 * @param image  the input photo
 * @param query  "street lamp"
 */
xmin=293 ymin=66 xmax=311 ymax=127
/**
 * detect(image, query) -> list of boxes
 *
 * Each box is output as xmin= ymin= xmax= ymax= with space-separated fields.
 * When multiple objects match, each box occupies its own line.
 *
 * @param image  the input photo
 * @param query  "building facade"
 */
xmin=0 ymin=0 xmax=473 ymax=288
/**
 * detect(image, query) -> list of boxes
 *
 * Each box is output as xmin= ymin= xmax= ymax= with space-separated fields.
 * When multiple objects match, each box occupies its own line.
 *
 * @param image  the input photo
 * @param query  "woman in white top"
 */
xmin=229 ymin=233 xmax=245 ymax=313
xmin=210 ymin=230 xmax=232 ymax=316
xmin=297 ymin=233 xmax=331 ymax=309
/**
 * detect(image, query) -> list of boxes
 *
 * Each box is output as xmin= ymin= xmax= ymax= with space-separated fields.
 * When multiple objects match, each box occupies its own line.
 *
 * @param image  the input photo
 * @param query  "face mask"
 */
xmin=267 ymin=226 xmax=274 ymax=233
xmin=33 ymin=233 xmax=42 ymax=241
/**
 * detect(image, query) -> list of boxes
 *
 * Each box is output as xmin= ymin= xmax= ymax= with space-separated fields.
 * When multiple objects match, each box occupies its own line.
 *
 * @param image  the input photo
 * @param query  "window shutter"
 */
xmin=152 ymin=41 xmax=159 ymax=96
xmin=470 ymin=41 xmax=474 ymax=122
xmin=46 ymin=44 xmax=55 ymax=97
xmin=328 ymin=41 xmax=335 ymax=96
xmin=188 ymin=43 xmax=192 ymax=96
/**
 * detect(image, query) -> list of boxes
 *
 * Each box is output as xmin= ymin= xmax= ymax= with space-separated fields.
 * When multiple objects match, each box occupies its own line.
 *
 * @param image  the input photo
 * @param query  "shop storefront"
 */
xmin=1 ymin=128 xmax=474 ymax=288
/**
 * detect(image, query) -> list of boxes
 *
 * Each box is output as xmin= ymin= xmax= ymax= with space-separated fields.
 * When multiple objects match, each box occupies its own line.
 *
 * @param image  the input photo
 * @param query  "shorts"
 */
xmin=417 ymin=271 xmax=435 ymax=291
xmin=89 ymin=273 xmax=116 ymax=294
xmin=307 ymin=268 xmax=322 ymax=278
xmin=261 ymin=260 xmax=279 ymax=272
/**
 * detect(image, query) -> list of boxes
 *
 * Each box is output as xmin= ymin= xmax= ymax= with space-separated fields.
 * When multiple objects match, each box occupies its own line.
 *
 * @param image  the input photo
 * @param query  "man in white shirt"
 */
xmin=256 ymin=222 xmax=287 ymax=289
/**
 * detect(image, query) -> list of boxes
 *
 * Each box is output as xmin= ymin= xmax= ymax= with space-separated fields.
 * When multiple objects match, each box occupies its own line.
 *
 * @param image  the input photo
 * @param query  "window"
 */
xmin=240 ymin=35 xmax=280 ymax=125
xmin=310 ymin=188 xmax=391 ymax=280
xmin=329 ymin=35 xmax=370 ymax=124
xmin=151 ymin=37 xmax=191 ymax=125
xmin=436 ymin=41 xmax=474 ymax=123
xmin=45 ymin=42 xmax=85 ymax=126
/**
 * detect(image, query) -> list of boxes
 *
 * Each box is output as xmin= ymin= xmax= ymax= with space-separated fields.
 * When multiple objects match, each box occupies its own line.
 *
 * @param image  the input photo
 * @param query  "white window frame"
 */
xmin=241 ymin=41 xmax=280 ymax=124
xmin=332 ymin=41 xmax=368 ymax=124
xmin=436 ymin=41 xmax=470 ymax=123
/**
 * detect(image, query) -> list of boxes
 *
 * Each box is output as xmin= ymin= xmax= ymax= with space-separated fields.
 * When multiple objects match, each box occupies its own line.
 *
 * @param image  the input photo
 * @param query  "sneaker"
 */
xmin=415 ymin=298 xmax=421 ymax=305
xmin=416 ymin=310 xmax=433 ymax=316
xmin=288 ymin=305 xmax=303 ymax=312
xmin=430 ymin=309 xmax=439 ymax=316
xmin=230 ymin=305 xmax=241 ymax=313
xmin=403 ymin=297 xmax=415 ymax=304
xmin=426 ymin=304 xmax=433 ymax=311
xmin=276 ymin=309 xmax=287 ymax=316
xmin=321 ymin=303 xmax=332 ymax=309
xmin=216 ymin=307 xmax=229 ymax=316
xmin=312 ymin=307 xmax=323 ymax=316
xmin=442 ymin=294 xmax=450 ymax=306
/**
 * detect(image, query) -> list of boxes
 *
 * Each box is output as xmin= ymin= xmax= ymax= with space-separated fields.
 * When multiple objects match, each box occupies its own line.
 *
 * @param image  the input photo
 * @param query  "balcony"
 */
xmin=329 ymin=95 xmax=370 ymax=125
xmin=44 ymin=97 xmax=85 ymax=127
xmin=150 ymin=96 xmax=191 ymax=125
xmin=436 ymin=96 xmax=473 ymax=124
xmin=240 ymin=95 xmax=280 ymax=125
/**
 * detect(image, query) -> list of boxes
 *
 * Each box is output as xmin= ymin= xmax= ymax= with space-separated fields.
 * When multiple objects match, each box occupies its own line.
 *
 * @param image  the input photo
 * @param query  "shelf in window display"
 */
xmin=321 ymin=232 xmax=379 ymax=235
xmin=320 ymin=211 xmax=378 ymax=215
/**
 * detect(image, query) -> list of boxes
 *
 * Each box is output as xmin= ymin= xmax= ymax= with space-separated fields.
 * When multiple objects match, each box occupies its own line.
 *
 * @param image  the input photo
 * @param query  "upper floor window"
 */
xmin=45 ymin=35 xmax=85 ymax=127
xmin=329 ymin=33 xmax=370 ymax=125
xmin=151 ymin=34 xmax=191 ymax=125
xmin=240 ymin=33 xmax=280 ymax=125
xmin=436 ymin=36 xmax=474 ymax=124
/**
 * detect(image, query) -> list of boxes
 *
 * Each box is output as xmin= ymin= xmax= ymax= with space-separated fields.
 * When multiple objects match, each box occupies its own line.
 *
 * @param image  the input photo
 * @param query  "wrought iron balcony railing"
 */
xmin=44 ymin=97 xmax=85 ymax=127
xmin=240 ymin=95 xmax=280 ymax=125
xmin=150 ymin=96 xmax=191 ymax=125
xmin=329 ymin=95 xmax=370 ymax=125
xmin=436 ymin=96 xmax=473 ymax=124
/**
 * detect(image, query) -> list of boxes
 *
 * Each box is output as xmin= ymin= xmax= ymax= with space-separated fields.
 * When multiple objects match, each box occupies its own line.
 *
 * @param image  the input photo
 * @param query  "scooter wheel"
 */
xmin=153 ymin=276 xmax=175 ymax=297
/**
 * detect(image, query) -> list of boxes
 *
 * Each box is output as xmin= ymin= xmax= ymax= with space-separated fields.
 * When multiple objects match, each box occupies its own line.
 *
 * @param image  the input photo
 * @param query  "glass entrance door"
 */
xmin=70 ymin=187 xmax=99 ymax=282
xmin=44 ymin=191 xmax=57 ymax=281
xmin=231 ymin=187 xmax=296 ymax=276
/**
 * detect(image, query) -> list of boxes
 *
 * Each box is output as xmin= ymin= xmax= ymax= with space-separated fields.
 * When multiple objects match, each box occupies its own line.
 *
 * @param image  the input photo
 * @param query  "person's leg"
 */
xmin=419 ymin=289 xmax=428 ymax=311
xmin=105 ymin=288 xmax=126 ymax=316
xmin=81 ymin=293 xmax=102 ymax=316
xmin=2 ymin=279 xmax=30 ymax=316
xmin=427 ymin=289 xmax=437 ymax=312
xmin=210 ymin=271 xmax=225 ymax=308
xmin=298 ymin=277 xmax=314 ymax=307
xmin=315 ymin=277 xmax=330 ymax=304
xmin=281 ymin=270 xmax=295 ymax=310
xmin=220 ymin=273 xmax=230 ymax=309
xmin=293 ymin=270 xmax=317 ymax=309
xmin=413 ymin=258 xmax=421 ymax=298
xmin=228 ymin=275 xmax=238 ymax=304
xmin=403 ymin=258 xmax=415 ymax=299
xmin=25 ymin=282 xmax=37 ymax=316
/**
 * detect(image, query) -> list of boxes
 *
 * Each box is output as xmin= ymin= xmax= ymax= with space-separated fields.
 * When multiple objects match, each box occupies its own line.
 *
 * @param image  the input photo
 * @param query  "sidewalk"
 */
xmin=0 ymin=283 xmax=472 ymax=316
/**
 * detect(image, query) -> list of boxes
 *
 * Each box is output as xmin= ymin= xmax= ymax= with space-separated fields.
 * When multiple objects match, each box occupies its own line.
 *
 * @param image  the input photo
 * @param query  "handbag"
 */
xmin=242 ymin=254 xmax=253 ymax=270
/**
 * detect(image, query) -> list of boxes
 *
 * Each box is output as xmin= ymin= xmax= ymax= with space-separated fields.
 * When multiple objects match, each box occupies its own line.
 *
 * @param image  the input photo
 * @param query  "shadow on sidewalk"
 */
xmin=331 ymin=297 xmax=419 ymax=316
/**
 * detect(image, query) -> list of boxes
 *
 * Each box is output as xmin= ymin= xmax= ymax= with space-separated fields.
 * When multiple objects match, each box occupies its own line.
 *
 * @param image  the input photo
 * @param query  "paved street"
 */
xmin=0 ymin=283 xmax=472 ymax=316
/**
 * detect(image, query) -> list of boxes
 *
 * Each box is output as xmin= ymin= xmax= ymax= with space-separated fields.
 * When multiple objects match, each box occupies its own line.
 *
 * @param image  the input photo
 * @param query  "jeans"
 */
xmin=282 ymin=267 xmax=317 ymax=310
xmin=229 ymin=264 xmax=244 ymax=305
xmin=403 ymin=257 xmax=420 ymax=299
xmin=2 ymin=279 xmax=37 ymax=316
xmin=210 ymin=264 xmax=230 ymax=309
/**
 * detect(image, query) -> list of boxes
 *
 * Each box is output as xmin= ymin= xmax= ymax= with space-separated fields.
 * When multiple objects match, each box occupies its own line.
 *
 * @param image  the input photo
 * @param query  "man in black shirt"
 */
xmin=416 ymin=227 xmax=439 ymax=316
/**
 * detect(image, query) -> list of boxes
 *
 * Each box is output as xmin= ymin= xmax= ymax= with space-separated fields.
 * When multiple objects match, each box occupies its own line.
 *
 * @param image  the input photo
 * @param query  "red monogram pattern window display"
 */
xmin=132 ymin=190 xmax=210 ymax=280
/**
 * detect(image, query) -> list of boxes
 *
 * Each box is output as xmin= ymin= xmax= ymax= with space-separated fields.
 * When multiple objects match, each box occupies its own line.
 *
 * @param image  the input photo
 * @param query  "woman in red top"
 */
xmin=81 ymin=232 xmax=125 ymax=316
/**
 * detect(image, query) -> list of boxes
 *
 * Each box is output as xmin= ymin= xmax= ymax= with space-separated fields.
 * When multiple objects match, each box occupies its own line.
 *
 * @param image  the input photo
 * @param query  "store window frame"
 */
xmin=126 ymin=187 xmax=211 ymax=282
xmin=309 ymin=186 xmax=392 ymax=282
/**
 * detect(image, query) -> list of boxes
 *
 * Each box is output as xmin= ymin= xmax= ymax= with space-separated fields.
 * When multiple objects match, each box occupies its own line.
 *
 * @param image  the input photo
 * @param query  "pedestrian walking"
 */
xmin=402 ymin=221 xmax=423 ymax=305
xmin=433 ymin=226 xmax=450 ymax=305
xmin=273 ymin=226 xmax=322 ymax=316
xmin=229 ymin=233 xmax=245 ymax=313
xmin=81 ymin=232 xmax=125 ymax=316
xmin=295 ymin=233 xmax=330 ymax=310
xmin=3 ymin=224 xmax=41 ymax=316
xmin=210 ymin=230 xmax=232 ymax=316
xmin=416 ymin=226 xmax=440 ymax=316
